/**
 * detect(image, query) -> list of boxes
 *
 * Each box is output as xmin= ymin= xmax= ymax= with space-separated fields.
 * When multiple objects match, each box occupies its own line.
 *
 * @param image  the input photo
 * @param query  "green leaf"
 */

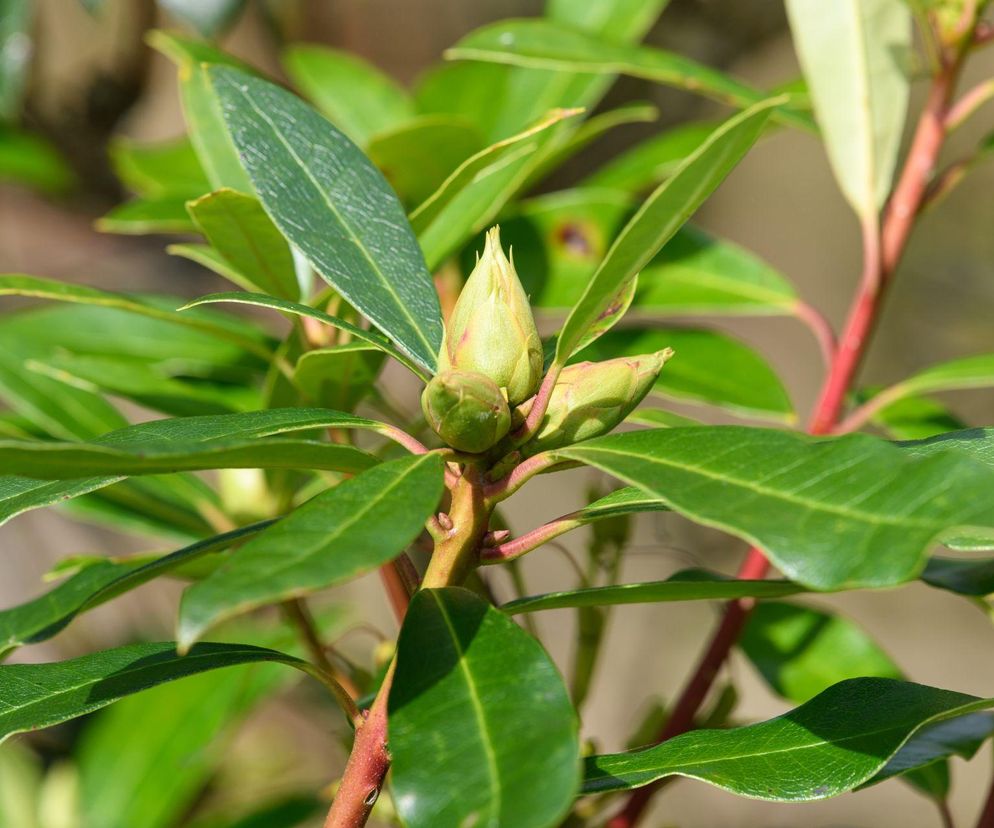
xmin=367 ymin=115 xmax=483 ymax=205
xmin=626 ymin=408 xmax=700 ymax=429
xmin=447 ymin=21 xmax=811 ymax=131
xmin=922 ymin=556 xmax=994 ymax=596
xmin=583 ymin=678 xmax=994 ymax=798
xmin=585 ymin=121 xmax=716 ymax=192
xmin=741 ymin=601 xmax=900 ymax=704
xmin=503 ymin=569 xmax=805 ymax=615
xmin=410 ymin=108 xmax=582 ymax=270
xmin=187 ymin=189 xmax=299 ymax=300
xmin=389 ymin=588 xmax=579 ymax=828
xmin=0 ymin=126 xmax=74 ymax=194
xmin=182 ymin=291 xmax=430 ymax=381
xmin=148 ymin=31 xmax=254 ymax=193
xmin=0 ymin=642 xmax=313 ymax=742
xmin=158 ymin=0 xmax=246 ymax=38
xmin=554 ymin=101 xmax=776 ymax=364
xmin=546 ymin=0 xmax=671 ymax=43
xmin=96 ymin=197 xmax=198 ymax=235
xmin=178 ymin=454 xmax=445 ymax=648
xmin=555 ymin=426 xmax=994 ymax=590
xmin=870 ymin=354 xmax=994 ymax=422
xmin=870 ymin=392 xmax=966 ymax=440
xmin=413 ymin=61 xmax=511 ymax=140
xmin=582 ymin=328 xmax=794 ymax=422
xmin=0 ymin=408 xmax=383 ymax=526
xmin=282 ymin=44 xmax=414 ymax=148
xmin=0 ymin=522 xmax=271 ymax=656
xmin=635 ymin=225 xmax=798 ymax=316
xmin=784 ymin=0 xmax=912 ymax=217
xmin=0 ymin=274 xmax=273 ymax=360
xmin=207 ymin=65 xmax=443 ymax=374
xmin=109 ymin=135 xmax=210 ymax=199
xmin=294 ymin=344 xmax=384 ymax=411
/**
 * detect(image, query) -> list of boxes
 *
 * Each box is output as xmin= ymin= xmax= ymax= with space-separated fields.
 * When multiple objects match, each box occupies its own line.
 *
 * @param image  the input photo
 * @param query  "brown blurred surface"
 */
xmin=3 ymin=2 xmax=994 ymax=826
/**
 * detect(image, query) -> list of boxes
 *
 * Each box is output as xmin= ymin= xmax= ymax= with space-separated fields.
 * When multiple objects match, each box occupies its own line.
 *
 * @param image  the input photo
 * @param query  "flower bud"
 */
xmin=522 ymin=350 xmax=674 ymax=455
xmin=439 ymin=226 xmax=542 ymax=404
xmin=421 ymin=369 xmax=512 ymax=454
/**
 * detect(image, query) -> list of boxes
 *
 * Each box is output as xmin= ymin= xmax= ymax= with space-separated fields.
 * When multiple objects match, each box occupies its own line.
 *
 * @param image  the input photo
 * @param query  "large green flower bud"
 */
xmin=521 ymin=350 xmax=673 ymax=455
xmin=422 ymin=369 xmax=512 ymax=454
xmin=439 ymin=227 xmax=542 ymax=404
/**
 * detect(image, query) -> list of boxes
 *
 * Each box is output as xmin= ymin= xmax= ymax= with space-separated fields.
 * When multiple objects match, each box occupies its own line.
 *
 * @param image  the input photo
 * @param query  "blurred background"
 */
xmin=2 ymin=1 xmax=994 ymax=826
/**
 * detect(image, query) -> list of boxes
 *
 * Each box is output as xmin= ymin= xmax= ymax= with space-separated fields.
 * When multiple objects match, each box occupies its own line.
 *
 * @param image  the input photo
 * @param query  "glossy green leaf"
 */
xmin=741 ymin=601 xmax=900 ymax=704
xmin=785 ymin=0 xmax=912 ymax=216
xmin=556 ymin=426 xmax=994 ymax=590
xmin=635 ymin=225 xmax=798 ymax=316
xmin=294 ymin=343 xmax=384 ymax=411
xmin=554 ymin=101 xmax=776 ymax=364
xmin=96 ymin=197 xmax=197 ymax=235
xmin=367 ymin=115 xmax=483 ymax=205
xmin=149 ymin=30 xmax=254 ymax=193
xmin=109 ymin=135 xmax=210 ymax=199
xmin=0 ymin=126 xmax=74 ymax=193
xmin=182 ymin=291 xmax=430 ymax=381
xmin=0 ymin=408 xmax=383 ymax=526
xmin=585 ymin=121 xmax=716 ymax=192
xmin=583 ymin=678 xmax=994 ymax=797
xmin=0 ymin=522 xmax=271 ymax=656
xmin=447 ymin=21 xmax=810 ymax=131
xmin=207 ymin=65 xmax=443 ymax=373
xmin=158 ymin=0 xmax=246 ymax=38
xmin=0 ymin=642 xmax=312 ymax=742
xmin=283 ymin=44 xmax=414 ymax=148
xmin=178 ymin=454 xmax=445 ymax=648
xmin=582 ymin=328 xmax=794 ymax=422
xmin=187 ymin=189 xmax=299 ymax=300
xmin=411 ymin=108 xmax=582 ymax=270
xmin=390 ymin=588 xmax=579 ymax=828
xmin=503 ymin=569 xmax=805 ymax=615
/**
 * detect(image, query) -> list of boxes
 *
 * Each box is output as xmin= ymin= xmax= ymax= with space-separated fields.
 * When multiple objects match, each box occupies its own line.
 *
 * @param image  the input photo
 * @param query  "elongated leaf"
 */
xmin=413 ymin=61 xmax=511 ymax=140
xmin=178 ymin=454 xmax=445 ymax=648
xmin=871 ymin=393 xmax=966 ymax=441
xmin=554 ymin=101 xmax=776 ymax=364
xmin=871 ymin=354 xmax=994 ymax=422
xmin=187 ymin=189 xmax=299 ymax=300
xmin=556 ymin=426 xmax=994 ymax=590
xmin=294 ymin=344 xmax=384 ymax=411
xmin=390 ymin=588 xmax=579 ymax=828
xmin=367 ymin=115 xmax=483 ymax=205
xmin=0 ymin=408 xmax=384 ymax=527
xmin=207 ymin=65 xmax=442 ymax=373
xmin=582 ymin=328 xmax=794 ymax=422
xmin=182 ymin=292 xmax=430 ymax=381
xmin=741 ymin=601 xmax=900 ymax=704
xmin=283 ymin=44 xmax=414 ymax=147
xmin=0 ymin=126 xmax=74 ymax=194
xmin=579 ymin=486 xmax=670 ymax=522
xmin=149 ymin=31 xmax=254 ymax=192
xmin=922 ymin=556 xmax=994 ymax=596
xmin=0 ymin=642 xmax=312 ymax=742
xmin=503 ymin=569 xmax=805 ymax=615
xmin=583 ymin=678 xmax=994 ymax=797
xmin=0 ymin=274 xmax=272 ymax=360
xmin=785 ymin=0 xmax=911 ymax=216
xmin=626 ymin=408 xmax=700 ymax=428
xmin=97 ymin=197 xmax=197 ymax=235
xmin=447 ymin=21 xmax=810 ymax=130
xmin=109 ymin=135 xmax=210 ymax=199
xmin=0 ymin=522 xmax=272 ymax=656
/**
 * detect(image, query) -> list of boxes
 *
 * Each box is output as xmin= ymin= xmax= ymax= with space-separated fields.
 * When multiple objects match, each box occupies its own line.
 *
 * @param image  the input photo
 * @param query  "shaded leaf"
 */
xmin=294 ymin=344 xmax=384 ymax=411
xmin=390 ymin=588 xmax=579 ymax=828
xmin=96 ymin=197 xmax=197 ymax=235
xmin=109 ymin=135 xmax=209 ymax=199
xmin=0 ymin=126 xmax=74 ymax=194
xmin=922 ymin=556 xmax=994 ymax=596
xmin=178 ymin=454 xmax=445 ymax=648
xmin=207 ymin=65 xmax=443 ymax=373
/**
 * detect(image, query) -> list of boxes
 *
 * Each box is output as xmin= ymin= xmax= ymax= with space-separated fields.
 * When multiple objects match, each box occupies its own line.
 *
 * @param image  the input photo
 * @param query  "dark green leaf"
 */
xmin=294 ymin=344 xmax=384 ymax=411
xmin=555 ymin=427 xmax=994 ymax=590
xmin=0 ymin=642 xmax=312 ymax=742
xmin=583 ymin=678 xmax=994 ymax=797
xmin=922 ymin=556 xmax=994 ymax=596
xmin=282 ymin=44 xmax=414 ymax=147
xmin=390 ymin=588 xmax=579 ymax=828
xmin=554 ymin=101 xmax=776 ymax=364
xmin=207 ymin=65 xmax=442 ymax=374
xmin=178 ymin=454 xmax=445 ymax=648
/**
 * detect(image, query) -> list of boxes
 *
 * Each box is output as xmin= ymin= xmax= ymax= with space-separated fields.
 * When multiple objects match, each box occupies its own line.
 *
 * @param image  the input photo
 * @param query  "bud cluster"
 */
xmin=421 ymin=226 xmax=672 ymax=457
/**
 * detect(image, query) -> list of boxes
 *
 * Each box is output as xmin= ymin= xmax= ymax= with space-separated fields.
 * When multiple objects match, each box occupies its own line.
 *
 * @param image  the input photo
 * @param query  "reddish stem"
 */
xmin=609 ymin=51 xmax=962 ymax=828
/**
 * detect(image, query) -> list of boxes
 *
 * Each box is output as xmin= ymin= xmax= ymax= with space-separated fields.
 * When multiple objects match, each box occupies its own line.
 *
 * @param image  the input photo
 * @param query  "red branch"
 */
xmin=608 ymin=49 xmax=964 ymax=828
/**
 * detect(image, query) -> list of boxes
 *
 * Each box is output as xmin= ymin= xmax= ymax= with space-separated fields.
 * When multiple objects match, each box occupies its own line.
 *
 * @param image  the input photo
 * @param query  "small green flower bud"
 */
xmin=439 ymin=226 xmax=542 ymax=404
xmin=522 ymin=349 xmax=674 ymax=454
xmin=421 ymin=369 xmax=512 ymax=453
